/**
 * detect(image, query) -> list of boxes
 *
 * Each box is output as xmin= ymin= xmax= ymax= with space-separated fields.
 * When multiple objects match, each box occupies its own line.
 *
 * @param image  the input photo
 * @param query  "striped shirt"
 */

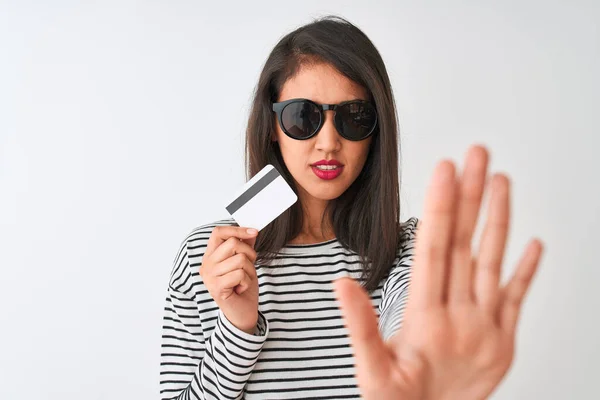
xmin=160 ymin=217 xmax=418 ymax=399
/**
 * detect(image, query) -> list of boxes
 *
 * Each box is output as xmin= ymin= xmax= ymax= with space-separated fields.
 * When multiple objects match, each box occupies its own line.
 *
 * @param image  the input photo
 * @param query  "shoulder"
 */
xmin=168 ymin=218 xmax=238 ymax=291
xmin=399 ymin=216 xmax=419 ymax=241
xmin=382 ymin=216 xmax=420 ymax=278
xmin=185 ymin=217 xmax=238 ymax=246
xmin=379 ymin=217 xmax=419 ymax=299
xmin=181 ymin=217 xmax=238 ymax=259
xmin=397 ymin=216 xmax=419 ymax=256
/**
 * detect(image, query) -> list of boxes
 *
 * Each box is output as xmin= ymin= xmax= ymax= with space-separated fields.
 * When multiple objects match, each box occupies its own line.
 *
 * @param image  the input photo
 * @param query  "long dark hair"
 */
xmin=244 ymin=15 xmax=402 ymax=292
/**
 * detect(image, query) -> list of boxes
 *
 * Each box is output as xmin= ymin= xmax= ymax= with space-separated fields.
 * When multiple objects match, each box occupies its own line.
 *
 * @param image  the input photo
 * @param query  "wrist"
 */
xmin=433 ymin=392 xmax=488 ymax=400
xmin=230 ymin=319 xmax=258 ymax=334
xmin=220 ymin=310 xmax=258 ymax=335
xmin=242 ymin=325 xmax=258 ymax=335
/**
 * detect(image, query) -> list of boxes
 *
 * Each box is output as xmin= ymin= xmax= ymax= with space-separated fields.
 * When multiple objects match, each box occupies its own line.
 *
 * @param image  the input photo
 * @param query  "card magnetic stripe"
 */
xmin=225 ymin=167 xmax=281 ymax=215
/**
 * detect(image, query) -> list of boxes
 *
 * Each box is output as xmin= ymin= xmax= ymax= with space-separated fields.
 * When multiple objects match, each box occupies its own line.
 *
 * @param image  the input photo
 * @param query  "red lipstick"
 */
xmin=311 ymin=159 xmax=344 ymax=180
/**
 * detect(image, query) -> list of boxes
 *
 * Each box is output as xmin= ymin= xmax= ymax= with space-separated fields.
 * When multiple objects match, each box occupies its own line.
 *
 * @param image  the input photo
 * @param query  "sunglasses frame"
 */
xmin=272 ymin=98 xmax=378 ymax=141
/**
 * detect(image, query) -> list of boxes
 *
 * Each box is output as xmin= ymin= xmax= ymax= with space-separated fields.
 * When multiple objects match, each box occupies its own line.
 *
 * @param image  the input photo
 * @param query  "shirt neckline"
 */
xmin=278 ymin=237 xmax=341 ymax=254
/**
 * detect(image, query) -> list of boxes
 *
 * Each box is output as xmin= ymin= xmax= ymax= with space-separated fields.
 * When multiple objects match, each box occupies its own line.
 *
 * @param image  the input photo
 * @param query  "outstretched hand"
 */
xmin=334 ymin=145 xmax=543 ymax=400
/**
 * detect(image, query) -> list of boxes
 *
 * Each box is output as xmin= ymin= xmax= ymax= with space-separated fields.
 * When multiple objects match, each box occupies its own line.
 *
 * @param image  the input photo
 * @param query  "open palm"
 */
xmin=334 ymin=145 xmax=544 ymax=400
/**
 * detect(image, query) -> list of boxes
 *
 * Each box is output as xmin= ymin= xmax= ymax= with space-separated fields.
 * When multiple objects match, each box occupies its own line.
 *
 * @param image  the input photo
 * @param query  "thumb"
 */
xmin=238 ymin=227 xmax=258 ymax=248
xmin=334 ymin=277 xmax=392 ymax=388
xmin=242 ymin=234 xmax=257 ymax=249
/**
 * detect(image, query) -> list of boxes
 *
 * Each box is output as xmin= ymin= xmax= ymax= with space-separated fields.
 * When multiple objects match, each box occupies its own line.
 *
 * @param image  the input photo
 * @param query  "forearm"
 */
xmin=161 ymin=286 xmax=269 ymax=399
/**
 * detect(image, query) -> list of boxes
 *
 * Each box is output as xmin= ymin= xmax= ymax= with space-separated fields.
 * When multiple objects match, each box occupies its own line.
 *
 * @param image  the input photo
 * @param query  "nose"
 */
xmin=314 ymin=110 xmax=341 ymax=152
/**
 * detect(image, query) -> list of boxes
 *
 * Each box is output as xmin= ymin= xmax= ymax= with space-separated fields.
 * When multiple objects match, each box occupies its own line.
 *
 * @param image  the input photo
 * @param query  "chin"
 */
xmin=293 ymin=172 xmax=352 ymax=201
xmin=307 ymin=187 xmax=348 ymax=201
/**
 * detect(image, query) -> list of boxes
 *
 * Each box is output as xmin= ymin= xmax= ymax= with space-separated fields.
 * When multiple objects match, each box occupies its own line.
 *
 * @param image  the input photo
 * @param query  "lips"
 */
xmin=311 ymin=165 xmax=344 ymax=180
xmin=311 ymin=159 xmax=343 ymax=167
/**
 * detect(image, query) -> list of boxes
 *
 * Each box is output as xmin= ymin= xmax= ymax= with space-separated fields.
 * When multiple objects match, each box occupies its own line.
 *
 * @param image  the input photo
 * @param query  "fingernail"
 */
xmin=247 ymin=228 xmax=258 ymax=235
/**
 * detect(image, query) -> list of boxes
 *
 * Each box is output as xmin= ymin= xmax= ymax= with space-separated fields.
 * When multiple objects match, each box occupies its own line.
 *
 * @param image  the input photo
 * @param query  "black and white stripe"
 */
xmin=160 ymin=217 xmax=418 ymax=399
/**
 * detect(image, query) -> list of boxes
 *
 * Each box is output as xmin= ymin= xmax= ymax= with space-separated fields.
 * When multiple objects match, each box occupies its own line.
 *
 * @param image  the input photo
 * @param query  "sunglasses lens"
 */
xmin=281 ymin=101 xmax=321 ymax=139
xmin=335 ymin=102 xmax=377 ymax=140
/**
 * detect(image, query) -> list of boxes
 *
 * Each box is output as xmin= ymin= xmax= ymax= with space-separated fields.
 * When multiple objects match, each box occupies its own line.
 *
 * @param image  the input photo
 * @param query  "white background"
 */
xmin=1 ymin=0 xmax=598 ymax=398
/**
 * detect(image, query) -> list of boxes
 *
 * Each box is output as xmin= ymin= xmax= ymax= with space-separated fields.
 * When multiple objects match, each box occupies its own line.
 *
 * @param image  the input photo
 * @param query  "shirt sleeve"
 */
xmin=378 ymin=217 xmax=419 ymax=341
xmin=160 ymin=240 xmax=269 ymax=400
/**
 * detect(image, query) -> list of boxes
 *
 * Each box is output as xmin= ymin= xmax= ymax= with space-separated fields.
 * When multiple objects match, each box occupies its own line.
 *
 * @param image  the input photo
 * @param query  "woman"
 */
xmin=160 ymin=16 xmax=543 ymax=400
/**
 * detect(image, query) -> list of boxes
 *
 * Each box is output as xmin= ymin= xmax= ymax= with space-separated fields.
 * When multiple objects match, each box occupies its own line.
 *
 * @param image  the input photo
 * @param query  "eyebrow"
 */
xmin=278 ymin=97 xmax=369 ymax=104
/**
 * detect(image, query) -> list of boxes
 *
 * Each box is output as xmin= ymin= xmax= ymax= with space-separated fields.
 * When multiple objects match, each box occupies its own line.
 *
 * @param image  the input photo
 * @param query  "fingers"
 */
xmin=334 ymin=277 xmax=392 ymax=391
xmin=215 ymin=269 xmax=251 ymax=300
xmin=201 ymin=239 xmax=257 ymax=298
xmin=202 ymin=252 xmax=257 ymax=288
xmin=410 ymin=160 xmax=457 ymax=309
xmin=474 ymin=174 xmax=510 ymax=313
xmin=500 ymin=239 xmax=543 ymax=335
xmin=211 ymin=236 xmax=258 ymax=264
xmin=205 ymin=226 xmax=258 ymax=259
xmin=242 ymin=234 xmax=258 ymax=250
xmin=215 ymin=253 xmax=258 ymax=279
xmin=448 ymin=146 xmax=488 ymax=304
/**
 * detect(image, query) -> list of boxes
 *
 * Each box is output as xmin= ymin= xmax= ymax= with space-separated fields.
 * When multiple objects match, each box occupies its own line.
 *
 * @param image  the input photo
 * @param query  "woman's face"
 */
xmin=273 ymin=63 xmax=373 ymax=205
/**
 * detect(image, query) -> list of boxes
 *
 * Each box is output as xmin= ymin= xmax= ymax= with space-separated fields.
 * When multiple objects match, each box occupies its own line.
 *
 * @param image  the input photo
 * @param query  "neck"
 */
xmin=289 ymin=193 xmax=335 ymax=245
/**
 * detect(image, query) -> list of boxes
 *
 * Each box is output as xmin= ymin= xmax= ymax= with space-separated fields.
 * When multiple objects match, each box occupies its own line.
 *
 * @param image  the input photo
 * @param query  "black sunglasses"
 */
xmin=272 ymin=98 xmax=378 ymax=141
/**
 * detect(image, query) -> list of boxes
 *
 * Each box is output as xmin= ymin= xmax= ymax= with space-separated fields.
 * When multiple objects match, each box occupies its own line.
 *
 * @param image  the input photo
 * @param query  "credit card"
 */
xmin=225 ymin=164 xmax=298 ymax=231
